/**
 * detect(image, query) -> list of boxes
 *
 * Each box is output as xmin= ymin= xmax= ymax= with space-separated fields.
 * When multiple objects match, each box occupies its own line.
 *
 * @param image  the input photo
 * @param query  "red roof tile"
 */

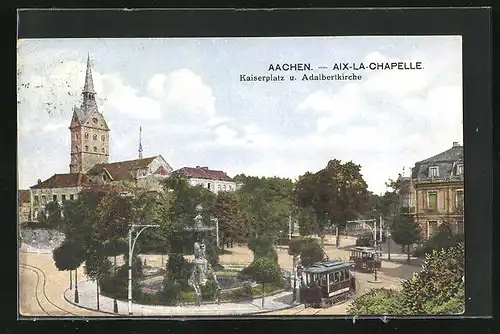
xmin=30 ymin=173 xmax=92 ymax=189
xmin=175 ymin=167 xmax=233 ymax=182
xmin=87 ymin=156 xmax=157 ymax=181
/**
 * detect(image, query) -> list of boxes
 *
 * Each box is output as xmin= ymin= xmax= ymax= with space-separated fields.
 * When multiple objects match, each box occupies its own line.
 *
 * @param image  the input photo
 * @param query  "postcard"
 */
xmin=17 ymin=35 xmax=465 ymax=318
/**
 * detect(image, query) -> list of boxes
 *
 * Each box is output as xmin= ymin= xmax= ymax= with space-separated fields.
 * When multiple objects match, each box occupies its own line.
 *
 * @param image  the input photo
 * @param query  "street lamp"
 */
xmin=279 ymin=230 xmax=283 ymax=250
xmin=128 ymin=224 xmax=159 ymax=315
xmin=387 ymin=231 xmax=392 ymax=261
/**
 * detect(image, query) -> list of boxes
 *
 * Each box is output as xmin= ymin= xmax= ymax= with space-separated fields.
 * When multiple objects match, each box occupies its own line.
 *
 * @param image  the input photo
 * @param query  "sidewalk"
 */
xmin=64 ymin=279 xmax=295 ymax=316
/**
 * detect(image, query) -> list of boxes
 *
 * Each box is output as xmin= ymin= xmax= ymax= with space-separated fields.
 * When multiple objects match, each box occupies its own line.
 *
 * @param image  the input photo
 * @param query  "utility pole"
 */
xmin=128 ymin=224 xmax=159 ymax=315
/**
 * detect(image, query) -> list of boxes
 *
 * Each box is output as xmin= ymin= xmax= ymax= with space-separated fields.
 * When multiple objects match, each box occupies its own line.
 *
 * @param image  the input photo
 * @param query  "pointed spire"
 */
xmin=138 ymin=126 xmax=143 ymax=159
xmin=83 ymin=53 xmax=96 ymax=94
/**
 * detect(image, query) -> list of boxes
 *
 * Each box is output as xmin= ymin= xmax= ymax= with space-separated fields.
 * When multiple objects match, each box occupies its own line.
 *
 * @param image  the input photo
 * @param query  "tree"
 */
xmin=347 ymin=288 xmax=408 ymax=315
xmin=84 ymin=242 xmax=112 ymax=310
xmin=248 ymin=235 xmax=278 ymax=263
xmin=295 ymin=160 xmax=370 ymax=243
xmin=299 ymin=238 xmax=325 ymax=267
xmin=213 ymin=191 xmax=248 ymax=249
xmin=296 ymin=206 xmax=319 ymax=237
xmin=242 ymin=257 xmax=282 ymax=307
xmin=402 ymin=243 xmax=464 ymax=314
xmin=94 ymin=192 xmax=133 ymax=243
xmin=52 ymin=239 xmax=86 ymax=290
xmin=234 ymin=175 xmax=294 ymax=239
xmin=390 ymin=213 xmax=422 ymax=261
xmin=39 ymin=201 xmax=64 ymax=229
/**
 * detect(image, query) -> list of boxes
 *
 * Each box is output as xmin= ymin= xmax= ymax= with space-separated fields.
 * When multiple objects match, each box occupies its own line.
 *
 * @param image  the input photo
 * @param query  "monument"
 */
xmin=185 ymin=204 xmax=220 ymax=306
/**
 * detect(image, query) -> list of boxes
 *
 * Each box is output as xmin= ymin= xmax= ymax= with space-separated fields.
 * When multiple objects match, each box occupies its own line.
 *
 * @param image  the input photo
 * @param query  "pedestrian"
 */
xmin=216 ymin=286 xmax=221 ymax=304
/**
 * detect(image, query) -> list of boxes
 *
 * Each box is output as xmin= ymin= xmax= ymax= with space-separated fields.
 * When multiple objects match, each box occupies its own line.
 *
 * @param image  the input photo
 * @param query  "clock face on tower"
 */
xmin=92 ymin=117 xmax=98 ymax=124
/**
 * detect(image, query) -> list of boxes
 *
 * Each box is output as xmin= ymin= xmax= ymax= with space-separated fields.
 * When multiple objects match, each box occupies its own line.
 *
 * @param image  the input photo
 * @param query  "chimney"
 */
xmin=453 ymin=142 xmax=460 ymax=147
xmin=37 ymin=179 xmax=41 ymax=185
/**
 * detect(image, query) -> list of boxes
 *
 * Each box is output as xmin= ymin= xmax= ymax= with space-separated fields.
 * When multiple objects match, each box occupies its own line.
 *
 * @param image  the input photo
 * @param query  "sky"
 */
xmin=17 ymin=36 xmax=463 ymax=194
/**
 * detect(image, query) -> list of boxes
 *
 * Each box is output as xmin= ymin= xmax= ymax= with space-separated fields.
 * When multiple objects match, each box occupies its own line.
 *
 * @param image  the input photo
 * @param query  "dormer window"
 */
xmin=85 ymin=145 xmax=89 ymax=151
xmin=93 ymin=146 xmax=97 ymax=152
xmin=85 ymin=133 xmax=89 ymax=139
xmin=457 ymin=164 xmax=464 ymax=176
xmin=93 ymin=134 xmax=97 ymax=141
xmin=429 ymin=166 xmax=439 ymax=178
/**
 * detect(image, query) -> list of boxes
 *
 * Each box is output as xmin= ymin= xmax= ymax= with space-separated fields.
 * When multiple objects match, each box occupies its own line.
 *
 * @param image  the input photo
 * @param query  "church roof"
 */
xmin=30 ymin=173 xmax=91 ymax=189
xmin=87 ymin=156 xmax=158 ymax=181
xmin=18 ymin=190 xmax=30 ymax=205
xmin=174 ymin=166 xmax=234 ymax=182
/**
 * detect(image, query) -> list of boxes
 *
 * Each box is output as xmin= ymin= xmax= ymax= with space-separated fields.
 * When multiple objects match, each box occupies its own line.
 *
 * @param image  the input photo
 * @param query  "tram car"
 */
xmin=349 ymin=246 xmax=382 ymax=272
xmin=299 ymin=260 xmax=356 ymax=308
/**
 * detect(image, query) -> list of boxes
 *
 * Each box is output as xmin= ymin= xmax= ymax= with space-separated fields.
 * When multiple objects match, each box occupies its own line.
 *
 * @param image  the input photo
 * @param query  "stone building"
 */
xmin=27 ymin=55 xmax=173 ymax=222
xmin=173 ymin=166 xmax=239 ymax=194
xmin=29 ymin=173 xmax=91 ymax=221
xmin=409 ymin=141 xmax=464 ymax=239
xmin=69 ymin=55 xmax=110 ymax=174
xmin=18 ymin=190 xmax=31 ymax=224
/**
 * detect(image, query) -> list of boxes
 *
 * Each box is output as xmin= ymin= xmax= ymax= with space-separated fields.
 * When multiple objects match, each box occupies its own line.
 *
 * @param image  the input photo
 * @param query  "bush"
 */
xmin=347 ymin=288 xmax=408 ymax=315
xmin=414 ymin=229 xmax=464 ymax=258
xmin=248 ymin=235 xmax=278 ymax=262
xmin=159 ymin=283 xmax=182 ymax=305
xmin=201 ymin=276 xmax=219 ymax=300
xmin=221 ymin=283 xmax=253 ymax=301
xmin=300 ymin=238 xmax=324 ymax=267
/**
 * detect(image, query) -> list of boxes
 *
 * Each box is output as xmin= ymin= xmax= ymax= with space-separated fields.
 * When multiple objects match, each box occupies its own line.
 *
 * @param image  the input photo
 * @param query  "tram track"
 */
xmin=20 ymin=262 xmax=80 ymax=317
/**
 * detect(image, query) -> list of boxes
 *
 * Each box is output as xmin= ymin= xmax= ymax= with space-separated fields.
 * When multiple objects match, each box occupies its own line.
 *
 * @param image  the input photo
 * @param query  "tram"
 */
xmin=299 ymin=260 xmax=356 ymax=308
xmin=349 ymin=246 xmax=382 ymax=272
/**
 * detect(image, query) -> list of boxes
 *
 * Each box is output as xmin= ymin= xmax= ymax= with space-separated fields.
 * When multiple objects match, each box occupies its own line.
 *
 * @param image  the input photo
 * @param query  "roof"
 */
xmin=87 ymin=156 xmax=158 ymax=181
xmin=303 ymin=260 xmax=354 ymax=273
xmin=174 ymin=166 xmax=234 ymax=182
xmin=18 ymin=190 xmax=30 ymax=205
xmin=30 ymin=173 xmax=91 ymax=189
xmin=412 ymin=143 xmax=464 ymax=181
xmin=352 ymin=247 xmax=381 ymax=254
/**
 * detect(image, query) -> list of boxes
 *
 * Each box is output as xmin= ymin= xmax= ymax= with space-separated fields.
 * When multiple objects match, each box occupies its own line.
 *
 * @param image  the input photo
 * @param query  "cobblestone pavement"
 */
xmin=19 ymin=235 xmax=421 ymax=317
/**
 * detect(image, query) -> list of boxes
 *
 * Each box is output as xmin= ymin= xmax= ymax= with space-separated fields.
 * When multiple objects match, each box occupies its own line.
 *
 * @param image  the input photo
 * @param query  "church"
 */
xmin=28 ymin=55 xmax=174 ymax=221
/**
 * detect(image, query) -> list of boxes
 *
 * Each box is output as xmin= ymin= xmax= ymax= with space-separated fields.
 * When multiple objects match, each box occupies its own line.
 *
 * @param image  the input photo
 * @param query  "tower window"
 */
xmin=92 ymin=118 xmax=98 ymax=124
xmin=101 ymin=148 xmax=105 ymax=153
xmin=101 ymin=135 xmax=105 ymax=142
xmin=93 ymin=134 xmax=97 ymax=141
xmin=93 ymin=146 xmax=97 ymax=152
xmin=85 ymin=133 xmax=89 ymax=139
xmin=85 ymin=145 xmax=89 ymax=151
xmin=76 ymin=146 xmax=79 ymax=151
xmin=76 ymin=133 xmax=79 ymax=140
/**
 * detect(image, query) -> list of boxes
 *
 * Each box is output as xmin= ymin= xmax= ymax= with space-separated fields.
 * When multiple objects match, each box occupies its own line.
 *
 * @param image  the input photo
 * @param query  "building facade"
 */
xmin=29 ymin=173 xmax=91 ymax=221
xmin=174 ymin=166 xmax=239 ymax=194
xmin=27 ymin=55 xmax=174 ymax=222
xmin=409 ymin=142 xmax=464 ymax=239
xmin=69 ymin=55 xmax=110 ymax=174
xmin=18 ymin=190 xmax=31 ymax=224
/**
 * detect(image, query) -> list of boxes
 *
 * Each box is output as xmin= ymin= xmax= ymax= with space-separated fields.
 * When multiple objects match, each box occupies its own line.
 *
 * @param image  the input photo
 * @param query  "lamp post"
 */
xmin=128 ymin=224 xmax=159 ymax=315
xmin=387 ymin=231 xmax=392 ymax=262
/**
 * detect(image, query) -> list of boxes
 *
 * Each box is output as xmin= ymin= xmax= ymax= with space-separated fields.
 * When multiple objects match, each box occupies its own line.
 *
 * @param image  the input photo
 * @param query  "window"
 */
xmin=75 ymin=133 xmax=79 ymax=140
xmin=207 ymin=183 xmax=211 ymax=190
xmin=93 ymin=146 xmax=97 ymax=152
xmin=70 ymin=194 xmax=74 ymax=200
xmin=428 ymin=221 xmax=438 ymax=237
xmin=93 ymin=134 xmax=97 ymax=141
xmin=328 ymin=273 xmax=334 ymax=282
xmin=52 ymin=195 xmax=57 ymax=202
xmin=457 ymin=164 xmax=464 ymax=176
xmin=76 ymin=146 xmax=79 ymax=152
xmin=101 ymin=148 xmax=105 ymax=153
xmin=457 ymin=220 xmax=464 ymax=234
xmin=34 ymin=195 xmax=39 ymax=204
xmin=344 ymin=269 xmax=350 ymax=280
xmin=456 ymin=190 xmax=464 ymax=212
xmin=428 ymin=192 xmax=438 ymax=211
xmin=85 ymin=145 xmax=89 ymax=151
xmin=223 ymin=184 xmax=227 ymax=190
xmin=340 ymin=270 xmax=345 ymax=281
xmin=41 ymin=195 xmax=47 ymax=204
xmin=85 ymin=133 xmax=89 ymax=139
xmin=334 ymin=272 xmax=340 ymax=282
xmin=217 ymin=184 xmax=222 ymax=191
xmin=101 ymin=135 xmax=105 ymax=142
xmin=61 ymin=195 xmax=66 ymax=201
xmin=92 ymin=117 xmax=98 ymax=124
xmin=429 ymin=166 xmax=439 ymax=177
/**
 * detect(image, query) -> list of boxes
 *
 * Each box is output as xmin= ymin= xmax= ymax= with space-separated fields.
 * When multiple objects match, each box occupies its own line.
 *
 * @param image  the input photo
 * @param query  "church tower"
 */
xmin=69 ymin=54 xmax=110 ymax=174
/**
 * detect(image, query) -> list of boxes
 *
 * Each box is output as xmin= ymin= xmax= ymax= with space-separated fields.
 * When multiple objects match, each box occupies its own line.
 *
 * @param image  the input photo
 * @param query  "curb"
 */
xmin=381 ymin=259 xmax=422 ymax=268
xmin=252 ymin=301 xmax=301 ymax=315
xmin=63 ymin=283 xmax=124 ymax=317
